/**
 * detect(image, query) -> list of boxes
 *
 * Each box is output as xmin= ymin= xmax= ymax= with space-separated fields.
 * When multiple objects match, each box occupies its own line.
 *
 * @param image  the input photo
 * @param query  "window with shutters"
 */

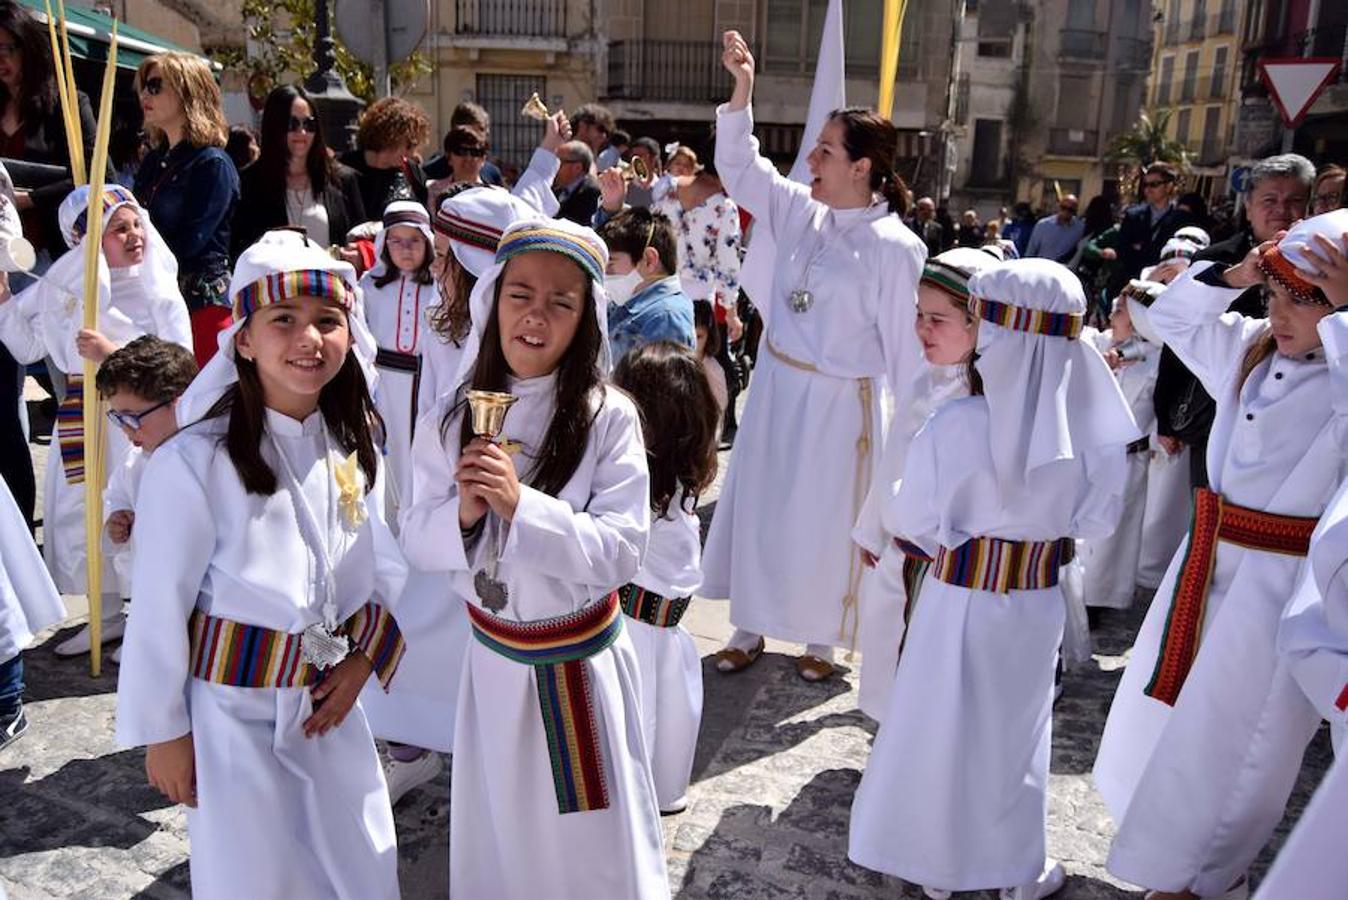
xmin=475 ymin=74 xmax=546 ymax=171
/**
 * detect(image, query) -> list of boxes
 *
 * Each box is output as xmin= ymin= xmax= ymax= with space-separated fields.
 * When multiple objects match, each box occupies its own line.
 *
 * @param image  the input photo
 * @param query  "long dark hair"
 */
xmin=203 ymin=330 xmax=382 ymax=496
xmin=430 ymin=251 xmax=476 ymax=344
xmin=611 ymin=341 xmax=719 ymax=518
xmin=0 ymin=2 xmax=56 ymax=125
xmin=372 ymin=228 xmax=434 ymax=289
xmin=443 ymin=266 xmax=605 ymax=497
xmin=828 ymin=107 xmax=911 ymax=215
xmin=256 ymin=84 xmax=332 ymax=198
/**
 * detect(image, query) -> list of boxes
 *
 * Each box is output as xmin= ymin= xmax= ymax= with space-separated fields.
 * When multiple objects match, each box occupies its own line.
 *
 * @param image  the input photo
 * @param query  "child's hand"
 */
xmin=146 ymin=732 xmax=197 ymax=807
xmin=541 ymin=111 xmax=571 ymax=154
xmin=76 ymin=328 xmax=116 ymax=363
xmin=1223 ymin=236 xmax=1283 ymax=289
xmin=458 ymin=438 xmax=521 ymax=522
xmin=1302 ymin=232 xmax=1348 ymax=307
xmin=598 ymin=167 xmax=626 ymax=214
xmin=455 ymin=443 xmax=492 ymax=529
xmin=107 ymin=509 xmax=134 ymax=544
xmin=304 ymin=652 xmax=374 ymax=738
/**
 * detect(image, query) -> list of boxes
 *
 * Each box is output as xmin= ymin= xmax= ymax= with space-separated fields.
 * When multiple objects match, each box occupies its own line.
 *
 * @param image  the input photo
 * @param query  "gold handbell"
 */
xmin=466 ymin=389 xmax=518 ymax=441
xmin=520 ymin=92 xmax=552 ymax=121
xmin=615 ymin=156 xmax=649 ymax=182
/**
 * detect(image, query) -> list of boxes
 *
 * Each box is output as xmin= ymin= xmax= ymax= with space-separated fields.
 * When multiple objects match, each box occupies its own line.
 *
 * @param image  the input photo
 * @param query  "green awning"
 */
xmin=19 ymin=0 xmax=214 ymax=71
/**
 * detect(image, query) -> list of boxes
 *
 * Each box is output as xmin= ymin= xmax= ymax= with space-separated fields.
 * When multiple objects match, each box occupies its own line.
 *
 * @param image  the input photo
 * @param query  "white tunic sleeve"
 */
xmin=890 ymin=418 xmax=943 ymax=558
xmin=1318 ymin=310 xmax=1348 ymax=434
xmin=1279 ymin=550 xmax=1348 ymax=728
xmin=399 ymin=405 xmax=473 ymax=573
xmin=714 ymin=105 xmax=816 ymax=247
xmin=511 ymin=148 xmax=562 ymax=217
xmin=149 ymin=294 xmax=193 ymax=353
xmin=1147 ymin=261 xmax=1269 ymax=398
xmin=498 ymin=401 xmax=650 ymax=589
xmin=876 ymin=226 xmax=927 ymax=398
xmin=0 ymin=286 xmax=48 ymax=365
xmin=115 ymin=444 xmax=216 ymax=747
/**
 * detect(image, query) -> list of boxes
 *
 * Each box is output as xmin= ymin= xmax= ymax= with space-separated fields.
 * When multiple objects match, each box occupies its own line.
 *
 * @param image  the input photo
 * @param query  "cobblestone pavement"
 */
xmin=0 ymin=389 xmax=1334 ymax=899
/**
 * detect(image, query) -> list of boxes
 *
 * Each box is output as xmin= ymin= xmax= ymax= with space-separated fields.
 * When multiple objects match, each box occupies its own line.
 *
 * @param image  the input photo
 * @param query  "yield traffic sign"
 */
xmin=1258 ymin=58 xmax=1342 ymax=128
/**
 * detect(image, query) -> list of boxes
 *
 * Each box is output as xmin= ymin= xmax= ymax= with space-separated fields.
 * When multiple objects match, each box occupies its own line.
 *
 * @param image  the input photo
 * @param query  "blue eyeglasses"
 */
xmin=105 ymin=398 xmax=172 ymax=431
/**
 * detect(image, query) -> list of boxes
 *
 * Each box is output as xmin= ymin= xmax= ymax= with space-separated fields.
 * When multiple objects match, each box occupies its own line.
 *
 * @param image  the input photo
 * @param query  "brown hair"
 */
xmin=1238 ymin=324 xmax=1278 ymax=390
xmin=429 ymin=251 xmax=476 ymax=344
xmin=598 ymin=207 xmax=677 ymax=276
xmin=444 ymin=124 xmax=487 ymax=156
xmin=827 ymin=107 xmax=910 ymax=215
xmin=96 ymin=335 xmax=198 ymax=402
xmin=611 ymin=341 xmax=719 ymax=518
xmin=357 ymin=97 xmax=430 ymax=153
xmin=135 ymin=53 xmax=228 ymax=150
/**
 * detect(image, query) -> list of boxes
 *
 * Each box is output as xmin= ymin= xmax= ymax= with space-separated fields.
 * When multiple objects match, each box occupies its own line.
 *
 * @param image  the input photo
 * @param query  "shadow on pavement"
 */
xmin=19 ymin=629 xmax=121 ymax=701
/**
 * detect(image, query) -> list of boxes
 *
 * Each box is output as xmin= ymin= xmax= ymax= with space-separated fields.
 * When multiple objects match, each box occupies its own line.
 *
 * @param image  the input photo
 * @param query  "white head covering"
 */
xmin=450 ymin=217 xmax=610 ymax=391
xmin=1174 ymin=225 xmax=1211 ymax=249
xmin=434 ymin=186 xmax=539 ymax=278
xmin=368 ymin=200 xmax=434 ymax=279
xmin=968 ymin=258 xmax=1141 ymax=498
xmin=175 ymin=229 xmax=377 ymax=425
xmin=1118 ymin=279 xmax=1167 ymax=344
xmin=1259 ymin=208 xmax=1348 ymax=305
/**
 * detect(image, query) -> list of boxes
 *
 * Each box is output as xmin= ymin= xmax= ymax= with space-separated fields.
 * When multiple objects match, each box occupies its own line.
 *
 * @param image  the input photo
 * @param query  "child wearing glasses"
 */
xmin=0 ymin=185 xmax=191 ymax=661
xmin=97 ymin=336 xmax=199 ymax=664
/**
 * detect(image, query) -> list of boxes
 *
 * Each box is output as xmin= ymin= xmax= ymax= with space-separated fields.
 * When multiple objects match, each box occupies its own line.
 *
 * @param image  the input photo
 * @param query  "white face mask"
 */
xmin=604 ymin=267 xmax=644 ymax=305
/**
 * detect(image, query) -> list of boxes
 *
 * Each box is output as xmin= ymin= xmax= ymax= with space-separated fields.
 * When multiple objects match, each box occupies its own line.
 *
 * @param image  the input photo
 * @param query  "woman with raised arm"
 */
xmin=700 ymin=31 xmax=926 ymax=681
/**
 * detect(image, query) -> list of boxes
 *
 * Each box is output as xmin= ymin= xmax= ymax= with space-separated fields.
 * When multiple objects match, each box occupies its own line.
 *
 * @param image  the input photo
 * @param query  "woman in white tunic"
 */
xmin=0 ymin=185 xmax=190 ymax=657
xmin=115 ymin=231 xmax=408 ymax=900
xmin=1094 ymin=212 xmax=1348 ymax=899
xmin=851 ymin=246 xmax=1000 ymax=721
xmin=702 ymin=31 xmax=926 ymax=679
xmin=400 ymin=218 xmax=667 ymax=899
xmin=1081 ymin=281 xmax=1165 ymax=611
xmin=611 ymin=340 xmax=721 ymax=813
xmin=848 ymin=259 xmax=1139 ymax=900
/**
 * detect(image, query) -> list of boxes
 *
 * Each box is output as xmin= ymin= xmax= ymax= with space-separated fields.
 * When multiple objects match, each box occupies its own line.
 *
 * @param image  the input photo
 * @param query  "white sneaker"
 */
xmin=660 ymin=795 xmax=688 ymax=816
xmin=381 ymin=748 xmax=443 ymax=806
xmin=1001 ymin=859 xmax=1065 ymax=900
xmin=922 ymin=888 xmax=952 ymax=900
xmin=109 ymin=644 xmax=122 ymax=664
xmin=55 ymin=613 xmax=126 ymax=657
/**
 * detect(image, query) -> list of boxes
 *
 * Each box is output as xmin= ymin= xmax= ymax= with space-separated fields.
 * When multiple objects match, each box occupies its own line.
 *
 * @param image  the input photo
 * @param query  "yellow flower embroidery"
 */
xmin=333 ymin=451 xmax=367 ymax=528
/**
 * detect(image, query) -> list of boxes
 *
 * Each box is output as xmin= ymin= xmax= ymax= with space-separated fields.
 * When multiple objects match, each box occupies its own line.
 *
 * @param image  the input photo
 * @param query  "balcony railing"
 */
xmin=606 ymin=40 xmax=728 ymax=103
xmin=1164 ymin=20 xmax=1181 ymax=46
xmin=1059 ymin=29 xmax=1107 ymax=59
xmin=1213 ymin=3 xmax=1237 ymax=35
xmin=455 ymin=0 xmax=565 ymax=37
xmin=1048 ymin=128 xmax=1099 ymax=156
xmin=1115 ymin=36 xmax=1151 ymax=71
xmin=1188 ymin=14 xmax=1206 ymax=41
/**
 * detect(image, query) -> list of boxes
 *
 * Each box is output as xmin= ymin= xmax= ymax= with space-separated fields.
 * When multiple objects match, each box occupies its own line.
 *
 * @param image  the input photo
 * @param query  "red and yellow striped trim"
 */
xmin=1145 ymin=488 xmax=1318 ymax=706
xmin=435 ymin=209 xmax=502 ymax=250
xmin=930 ymin=535 xmax=1072 ymax=592
xmin=616 ymin=582 xmax=691 ymax=628
xmin=231 ymin=269 xmax=355 ymax=321
xmin=969 ymin=296 xmax=1084 ymax=339
xmin=55 ymin=373 xmax=85 ymax=485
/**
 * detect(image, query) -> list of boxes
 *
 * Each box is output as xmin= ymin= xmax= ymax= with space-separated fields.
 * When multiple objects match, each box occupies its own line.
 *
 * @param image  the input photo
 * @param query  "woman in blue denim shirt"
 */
xmin=132 ymin=52 xmax=239 ymax=366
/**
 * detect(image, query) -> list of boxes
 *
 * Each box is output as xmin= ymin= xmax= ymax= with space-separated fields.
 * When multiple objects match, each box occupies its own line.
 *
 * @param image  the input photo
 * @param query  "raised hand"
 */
xmin=541 ymin=111 xmax=571 ymax=154
xmin=722 ymin=31 xmax=756 ymax=111
xmin=598 ymin=167 xmax=627 ymax=214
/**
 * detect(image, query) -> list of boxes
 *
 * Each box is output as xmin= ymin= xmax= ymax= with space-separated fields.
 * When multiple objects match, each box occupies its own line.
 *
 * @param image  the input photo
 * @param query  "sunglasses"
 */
xmin=1142 ymin=179 xmax=1169 ymax=189
xmin=289 ymin=116 xmax=318 ymax=134
xmin=140 ymin=76 xmax=165 ymax=97
xmin=106 ymin=398 xmax=172 ymax=432
xmin=451 ymin=146 xmax=486 ymax=158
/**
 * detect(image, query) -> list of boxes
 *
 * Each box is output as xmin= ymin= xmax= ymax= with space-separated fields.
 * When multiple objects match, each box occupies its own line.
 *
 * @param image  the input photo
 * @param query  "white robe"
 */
xmin=851 ymin=362 xmax=966 ymax=721
xmin=0 ymin=477 xmax=63 ymax=663
xmin=701 ymin=104 xmax=926 ymax=648
xmin=1082 ymin=332 xmax=1160 ymax=610
xmin=627 ymin=503 xmax=703 ymax=810
xmin=360 ymin=269 xmax=436 ymax=519
xmin=400 ymin=374 xmax=669 ymax=900
xmin=1093 ymin=265 xmax=1344 ymax=897
xmin=1139 ymin=442 xmax=1192 ymax=589
xmin=0 ymin=267 xmax=191 ymax=593
xmin=115 ymin=410 xmax=407 ymax=900
xmin=848 ymin=396 xmax=1127 ymax=892
xmin=103 ymin=445 xmax=146 ymax=598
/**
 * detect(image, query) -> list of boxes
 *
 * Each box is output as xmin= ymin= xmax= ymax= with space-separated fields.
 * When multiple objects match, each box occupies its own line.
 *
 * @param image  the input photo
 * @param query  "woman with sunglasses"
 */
xmin=132 ymin=52 xmax=240 ymax=367
xmin=425 ymin=125 xmax=488 ymax=213
xmin=233 ymin=84 xmax=366 ymax=262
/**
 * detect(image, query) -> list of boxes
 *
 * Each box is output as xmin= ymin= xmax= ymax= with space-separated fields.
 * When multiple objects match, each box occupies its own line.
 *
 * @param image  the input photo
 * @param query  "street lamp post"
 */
xmin=304 ymin=0 xmax=364 ymax=152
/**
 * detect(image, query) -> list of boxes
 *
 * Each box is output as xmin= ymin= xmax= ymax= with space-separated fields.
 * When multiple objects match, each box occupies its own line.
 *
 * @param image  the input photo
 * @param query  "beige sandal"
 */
xmin=795 ymin=654 xmax=835 ymax=682
xmin=715 ymin=636 xmax=765 ymax=674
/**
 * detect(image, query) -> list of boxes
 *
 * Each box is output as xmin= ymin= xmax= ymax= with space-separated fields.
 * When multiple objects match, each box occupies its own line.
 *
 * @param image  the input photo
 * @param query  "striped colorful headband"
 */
xmin=383 ymin=208 xmax=430 ymax=229
xmin=437 ymin=210 xmax=501 ymax=251
xmin=1160 ymin=245 xmax=1196 ymax=263
xmin=73 ymin=185 xmax=138 ymax=237
xmin=232 ymin=269 xmax=355 ymax=320
xmin=1121 ymin=280 xmax=1163 ymax=308
xmin=970 ymin=295 xmax=1083 ymax=339
xmin=496 ymin=225 xmax=604 ymax=284
xmin=1259 ymin=246 xmax=1327 ymax=307
xmin=920 ymin=260 xmax=973 ymax=303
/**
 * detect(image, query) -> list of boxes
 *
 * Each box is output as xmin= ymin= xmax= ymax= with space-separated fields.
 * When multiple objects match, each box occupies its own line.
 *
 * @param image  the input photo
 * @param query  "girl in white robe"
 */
xmin=1093 ymin=211 xmax=1348 ymax=899
xmin=611 ymin=340 xmax=721 ymax=814
xmin=0 ymin=186 xmax=190 ymax=657
xmin=702 ymin=32 xmax=926 ymax=679
xmin=401 ymin=217 xmax=668 ymax=899
xmin=1082 ymin=281 xmax=1164 ymax=612
xmin=360 ymin=200 xmax=436 ymax=522
xmin=851 ymin=246 xmax=1001 ymax=721
xmin=848 ymin=259 xmax=1139 ymax=900
xmin=115 ymin=230 xmax=408 ymax=900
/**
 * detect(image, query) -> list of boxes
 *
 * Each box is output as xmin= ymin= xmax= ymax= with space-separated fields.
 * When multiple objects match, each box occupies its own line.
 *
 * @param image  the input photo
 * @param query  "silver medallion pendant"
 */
xmin=474 ymin=569 xmax=509 ymax=613
xmin=789 ymin=289 xmax=814 ymax=313
xmin=301 ymin=622 xmax=351 ymax=671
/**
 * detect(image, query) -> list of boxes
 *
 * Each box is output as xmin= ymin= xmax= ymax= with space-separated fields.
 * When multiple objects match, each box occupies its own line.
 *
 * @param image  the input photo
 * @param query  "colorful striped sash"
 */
xmin=616 ymin=582 xmax=690 ymax=628
xmin=892 ymin=538 xmax=934 ymax=665
xmin=467 ymin=593 xmax=624 ymax=815
xmin=1145 ymin=488 xmax=1318 ymax=706
xmin=930 ymin=536 xmax=1072 ymax=592
xmin=188 ymin=601 xmax=406 ymax=690
xmin=56 ymin=373 xmax=85 ymax=484
xmin=969 ymin=296 xmax=1084 ymax=339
